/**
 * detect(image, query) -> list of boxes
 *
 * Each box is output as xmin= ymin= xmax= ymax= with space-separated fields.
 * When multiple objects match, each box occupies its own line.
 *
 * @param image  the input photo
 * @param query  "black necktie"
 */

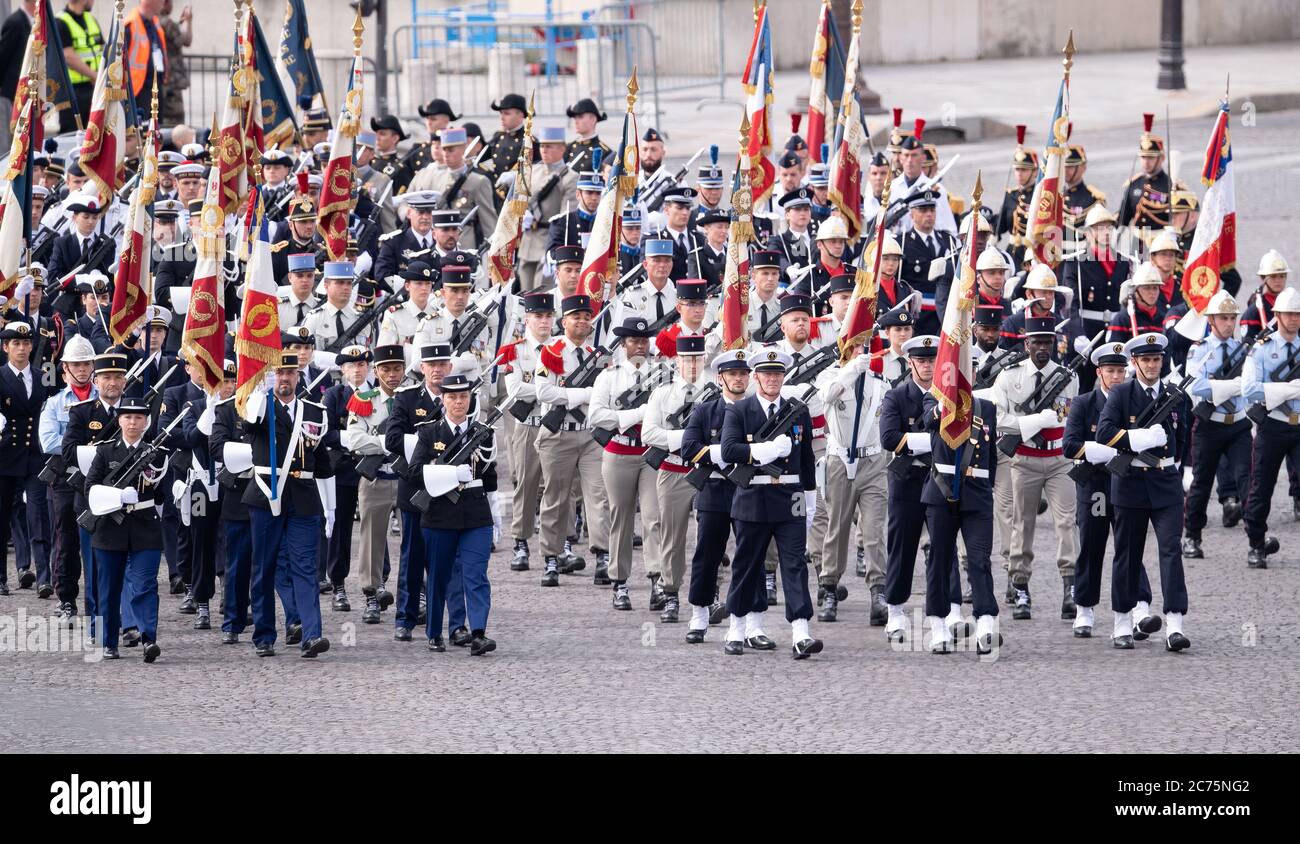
xmin=296 ymin=302 xmax=306 ymax=325
xmin=767 ymin=403 xmax=777 ymax=425
xmin=793 ymin=351 xmax=803 ymax=366
xmin=927 ymin=235 xmax=937 ymax=258
xmin=335 ymin=310 xmax=346 ymax=340
xmin=655 ymin=292 xmax=665 ymax=321
xmin=1148 ymin=387 xmax=1157 ymax=402
xmin=760 ymin=303 xmax=769 ymax=325
xmin=849 ymin=373 xmax=865 ymax=462
xmin=82 ymin=238 xmax=92 ymax=262
xmin=451 ymin=319 xmax=462 ymax=348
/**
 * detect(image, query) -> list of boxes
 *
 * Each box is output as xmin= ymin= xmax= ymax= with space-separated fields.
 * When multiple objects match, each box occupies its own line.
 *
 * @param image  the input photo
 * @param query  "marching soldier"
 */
xmin=565 ymin=98 xmax=613 ymax=175
xmin=46 ymin=192 xmax=116 ymax=286
xmin=768 ymin=187 xmax=818 ymax=274
xmin=518 ymin=127 xmax=578 ymax=291
xmin=499 ymin=291 xmax=556 ymax=571
xmin=997 ymin=126 xmax=1036 ymax=268
xmin=546 ymin=166 xmax=602 ymax=256
xmin=1183 ymin=292 xmax=1253 ymax=559
xmin=899 ymin=190 xmax=958 ymax=337
xmin=208 ymin=378 xmax=256 ymax=645
xmin=919 ymin=382 xmax=1002 ymax=655
xmin=1062 ymin=143 xmax=1107 ymax=232
xmin=815 ymin=333 xmax=889 ymax=625
xmin=743 ymin=250 xmax=784 ymax=338
xmin=369 ymin=115 xmax=414 ymax=195
xmin=719 ymin=349 xmax=822 ymax=659
xmin=405 ymin=98 xmax=460 ymax=176
xmin=321 ymin=348 xmax=373 ymax=608
xmin=999 ymin=264 xmax=1060 ymax=350
xmin=802 ymin=216 xmax=850 ymax=307
xmin=301 ymin=107 xmax=332 ymax=154
xmin=427 ymin=127 xmax=498 ymax=250
xmin=0 ymin=320 xmax=51 ymax=597
xmin=588 ymin=316 xmax=665 ymax=610
xmin=83 ymin=395 xmax=169 ymax=662
xmin=486 ymin=93 xmax=537 ymax=187
xmin=158 ymin=354 xmax=209 ymax=613
xmin=38 ymin=334 xmax=98 ymax=620
xmin=239 ymin=353 xmax=334 ymax=659
xmin=1242 ymin=287 xmax=1300 ymax=569
xmin=1116 ymin=113 xmax=1172 ymax=231
xmin=658 ymin=187 xmax=707 ymax=281
xmin=1107 ymin=263 xmax=1168 ymax=344
xmin=642 ymin=335 xmax=712 ymax=623
xmin=549 ymin=244 xmax=584 ymax=300
xmin=1095 ymin=333 xmax=1190 ymax=651
xmin=1241 ymin=250 xmax=1290 ymax=341
xmin=374 ymin=191 xmax=439 ymax=283
xmin=611 ymin=237 xmax=676 ymax=332
xmin=305 ymin=261 xmax=366 ymax=352
xmin=270 ymin=194 xmax=324 ymax=284
xmin=1146 ymin=228 xmax=1184 ymax=311
xmin=990 ymin=315 xmax=1078 ymax=621
xmin=532 ymin=295 xmax=612 ymax=586
xmin=1061 ymin=206 xmax=1129 ymax=340
xmin=873 ymin=306 xmax=914 ymax=386
xmin=695 ymin=209 xmax=728 ymax=290
xmin=278 ymin=253 xmax=323 ymax=329
xmin=345 ymin=345 xmax=407 ymax=624
xmin=414 ymin=267 xmax=498 ymax=391
xmin=653 ymin=280 xmax=713 ymax=360
xmin=1063 ymin=342 xmax=1155 ymax=638
xmin=869 ymin=234 xmax=913 ymax=317
xmin=378 ymin=261 xmax=440 ymax=348
xmin=690 ymin=155 xmax=726 ymax=230
xmin=259 ymin=150 xmax=295 ymax=220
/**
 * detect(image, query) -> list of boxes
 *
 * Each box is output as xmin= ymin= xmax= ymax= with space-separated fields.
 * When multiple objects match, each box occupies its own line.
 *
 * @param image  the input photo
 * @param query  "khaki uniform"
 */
xmin=345 ymin=387 xmax=400 ymax=593
xmin=424 ymin=166 xmax=499 ymax=250
xmin=610 ymin=279 xmax=676 ymax=337
xmin=640 ymin=373 xmax=710 ymax=593
xmin=503 ymin=333 xmax=551 ymax=541
xmin=816 ymin=357 xmax=889 ymax=589
xmin=990 ymin=359 xmax=1079 ymax=588
xmin=533 ymin=338 xmax=611 ymax=558
xmin=587 ymin=358 xmax=666 ymax=583
xmin=278 ymin=292 xmax=320 ymax=329
xmin=305 ymin=302 xmax=368 ymax=351
xmin=518 ymin=162 xmax=578 ymax=291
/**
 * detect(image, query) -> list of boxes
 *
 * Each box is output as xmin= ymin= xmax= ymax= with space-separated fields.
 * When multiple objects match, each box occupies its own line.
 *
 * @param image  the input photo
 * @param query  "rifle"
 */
xmin=887 ymin=439 xmax=931 ymax=481
xmin=785 ymin=343 xmax=838 ymax=387
xmin=1105 ymin=375 xmax=1194 ymax=476
xmin=452 ymin=296 xmax=501 ymax=356
xmin=725 ymin=385 xmax=818 ymax=487
xmin=75 ymin=408 xmax=191 ymax=533
xmin=1192 ymin=333 xmax=1265 ymax=422
xmin=642 ymin=147 xmax=708 ymax=213
xmin=538 ymin=344 xmax=614 ymax=433
xmin=590 ymin=364 xmax=673 ymax=447
xmin=1066 ymin=448 xmax=1103 ymax=485
xmin=995 ymin=328 xmax=1105 ymax=457
xmin=29 ymin=221 xmax=62 ymax=266
xmin=753 ymin=312 xmax=784 ymax=344
xmin=643 ymin=382 xmax=720 ymax=470
xmin=46 ymin=222 xmax=125 ymax=295
xmin=410 ymin=405 xmax=504 ymax=511
xmin=324 ymin=288 xmax=410 ymax=354
xmin=528 ymin=154 xmax=579 ymax=218
xmin=974 ymin=347 xmax=1028 ymax=391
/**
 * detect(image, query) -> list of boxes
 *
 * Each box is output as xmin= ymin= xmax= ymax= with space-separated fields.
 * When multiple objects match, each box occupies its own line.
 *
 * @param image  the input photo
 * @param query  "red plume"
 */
xmin=1142 ymin=112 xmax=1154 ymax=132
xmin=296 ymin=171 xmax=309 ymax=194
xmin=892 ymin=107 xmax=902 ymax=129
xmin=1015 ymin=124 xmax=1026 ymax=145
xmin=791 ymin=113 xmax=802 ymax=135
xmin=913 ymin=118 xmax=926 ymax=142
xmin=1067 ymin=121 xmax=1073 ymax=140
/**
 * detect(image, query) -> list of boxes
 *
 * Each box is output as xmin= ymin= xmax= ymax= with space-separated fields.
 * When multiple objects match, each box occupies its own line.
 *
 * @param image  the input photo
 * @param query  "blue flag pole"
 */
xmin=267 ymin=388 xmax=278 ymax=501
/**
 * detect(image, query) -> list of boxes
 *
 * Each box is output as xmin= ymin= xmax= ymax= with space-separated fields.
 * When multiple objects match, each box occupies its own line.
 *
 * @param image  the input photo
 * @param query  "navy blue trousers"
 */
xmin=222 ymin=520 xmax=252 ymax=634
xmin=1243 ymin=421 xmax=1300 ymax=546
xmin=1186 ymin=419 xmax=1252 ymax=538
xmin=925 ymin=503 xmax=995 ymax=618
xmin=1113 ymin=504 xmax=1187 ymax=615
xmin=423 ymin=525 xmax=492 ymax=638
xmin=94 ymin=548 xmax=161 ymax=649
xmin=884 ymin=494 xmax=929 ymax=606
xmin=687 ymin=509 xmax=732 ymax=608
xmin=729 ymin=517 xmax=812 ymax=622
xmin=249 ymin=508 xmax=322 ymax=649
xmin=1073 ymin=486 xmax=1151 ymax=609
xmin=396 ymin=509 xmax=427 ymax=630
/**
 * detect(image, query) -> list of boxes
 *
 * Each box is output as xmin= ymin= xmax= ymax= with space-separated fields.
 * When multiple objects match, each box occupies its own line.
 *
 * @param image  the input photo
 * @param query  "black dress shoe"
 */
xmin=36 ymin=583 xmax=53 ymax=599
xmin=792 ymin=638 xmax=823 ymax=659
xmin=301 ymin=637 xmax=330 ymax=658
xmin=377 ymin=589 xmax=395 ymax=611
xmin=744 ymin=635 xmax=776 ymax=651
xmin=450 ymin=626 xmax=472 ymax=647
xmin=142 ymin=642 xmax=161 ymax=663
xmin=723 ymin=640 xmax=744 ymax=655
xmin=221 ymin=631 xmax=239 ymax=645
xmin=393 ymin=627 xmax=413 ymax=642
xmin=285 ymin=623 xmax=303 ymax=645
xmin=469 ymin=635 xmax=497 ymax=656
xmin=1247 ymin=547 xmax=1269 ymax=569
xmin=178 ymin=591 xmax=197 ymax=614
xmin=1037 ymin=498 xmax=1048 ymax=515
xmin=612 ymin=584 xmax=632 ymax=611
xmin=1181 ymin=536 xmax=1204 ymax=558
xmin=835 ymin=584 xmax=848 ymax=601
xmin=193 ymin=609 xmax=211 ymax=630
xmin=593 ymin=552 xmax=611 ymax=585
xmin=318 ymin=579 xmax=334 ymax=594
xmin=818 ymin=592 xmax=838 ymax=622
xmin=541 ymin=559 xmax=560 ymax=587
xmin=169 ymin=575 xmax=186 ymax=595
xmin=869 ymin=589 xmax=888 ymax=627
xmin=708 ymin=602 xmax=727 ymax=625
xmin=102 ymin=646 xmax=120 ymax=659
xmin=427 ymin=637 xmax=446 ymax=652
xmin=1222 ymin=497 xmax=1243 ymax=527
xmin=685 ymin=629 xmax=706 ymax=644
xmin=17 ymin=569 xmax=35 ymax=589
xmin=975 ymin=633 xmax=1004 ymax=655
xmin=254 ymin=643 xmax=276 ymax=657
xmin=1112 ymin=635 xmax=1134 ymax=650
xmin=121 ymin=628 xmax=141 ymax=648
xmin=1073 ymin=625 xmax=1092 ymax=638
xmin=1136 ymin=614 xmax=1163 ymax=636
xmin=1165 ymin=632 xmax=1191 ymax=652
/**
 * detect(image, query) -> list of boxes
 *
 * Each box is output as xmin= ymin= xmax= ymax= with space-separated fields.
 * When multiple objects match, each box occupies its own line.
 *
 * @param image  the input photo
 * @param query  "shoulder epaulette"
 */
xmin=379 ymin=229 xmax=402 ymax=242
xmin=1088 ymin=185 xmax=1107 ymax=202
xmin=270 ymin=241 xmax=289 ymax=253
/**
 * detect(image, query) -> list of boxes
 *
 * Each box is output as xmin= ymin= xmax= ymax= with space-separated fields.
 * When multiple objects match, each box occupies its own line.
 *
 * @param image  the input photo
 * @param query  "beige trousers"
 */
xmin=601 ymin=451 xmax=662 ymax=583
xmin=357 ymin=477 xmax=398 ymax=592
xmin=820 ymin=453 xmax=888 ymax=588
xmin=655 ymin=470 xmax=695 ymax=592
xmin=510 ymin=421 xmax=545 ymax=541
xmin=536 ymin=428 xmax=610 ymax=558
xmin=1009 ymin=454 xmax=1079 ymax=587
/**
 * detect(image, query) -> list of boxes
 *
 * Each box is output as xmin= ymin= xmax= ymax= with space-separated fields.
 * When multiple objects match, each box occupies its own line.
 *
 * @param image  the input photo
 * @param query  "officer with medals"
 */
xmin=408 ymin=373 xmax=499 ymax=656
xmin=405 ymin=98 xmax=461 ymax=176
xmin=0 ymin=319 xmax=51 ymax=597
xmin=565 ymin=98 xmax=613 ymax=175
xmin=305 ymin=261 xmax=366 ymax=352
xmin=996 ymin=126 xmax=1036 ymax=268
xmin=899 ymin=190 xmax=958 ymax=337
xmin=239 ymin=352 xmax=334 ymax=659
xmin=1095 ymin=333 xmax=1190 ymax=652
xmin=83 ymin=395 xmax=169 ymax=662
xmin=719 ymin=349 xmax=822 ymax=659
xmin=1116 ymin=113 xmax=1173 ymax=230
xmin=378 ymin=260 xmax=440 ymax=347
xmin=374 ymin=190 xmax=439 ymax=284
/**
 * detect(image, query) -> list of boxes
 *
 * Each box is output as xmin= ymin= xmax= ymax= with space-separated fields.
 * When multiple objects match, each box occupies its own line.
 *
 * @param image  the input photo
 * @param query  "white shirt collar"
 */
xmin=757 ymin=393 xmax=780 ymax=415
xmin=8 ymin=362 xmax=31 ymax=379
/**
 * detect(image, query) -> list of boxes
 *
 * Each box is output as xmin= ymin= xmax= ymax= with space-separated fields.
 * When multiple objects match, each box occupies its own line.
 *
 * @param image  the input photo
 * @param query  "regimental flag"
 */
xmin=488 ymin=100 xmax=534 ymax=286
xmin=9 ymin=0 xmax=45 ymax=139
xmin=0 ymin=96 xmax=37 ymax=300
xmin=741 ymin=3 xmax=776 ymax=205
xmin=1176 ymin=102 xmax=1237 ymax=341
xmin=78 ymin=3 xmax=128 ymax=206
xmin=182 ymin=165 xmax=228 ymax=393
xmin=40 ymin=0 xmax=81 ymax=128
xmin=827 ymin=7 xmax=865 ymax=240
xmin=248 ymin=5 xmax=297 ymax=150
xmin=235 ymin=191 xmax=281 ymax=417
xmin=930 ymin=175 xmax=984 ymax=497
xmin=806 ymin=0 xmax=846 ymax=164
xmin=109 ymin=109 xmax=159 ymax=344
xmin=278 ymin=0 xmax=327 ymax=113
xmin=238 ymin=11 xmax=266 ymax=175
xmin=579 ymin=75 xmax=639 ymax=313
xmin=1026 ymin=33 xmax=1074 ymax=269
xmin=212 ymin=31 xmax=254 ymax=217
xmin=317 ymin=46 xmax=364 ymax=262
xmin=721 ymin=115 xmax=756 ymax=351
xmin=837 ymin=178 xmax=891 ymax=361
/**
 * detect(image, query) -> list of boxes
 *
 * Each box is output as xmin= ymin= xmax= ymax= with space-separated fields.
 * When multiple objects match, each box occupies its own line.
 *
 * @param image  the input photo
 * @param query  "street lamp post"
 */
xmin=1157 ymin=0 xmax=1187 ymax=90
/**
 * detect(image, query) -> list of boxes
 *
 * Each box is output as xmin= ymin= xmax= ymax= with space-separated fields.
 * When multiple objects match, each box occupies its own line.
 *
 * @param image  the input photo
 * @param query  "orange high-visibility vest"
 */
xmin=123 ymin=7 xmax=167 ymax=97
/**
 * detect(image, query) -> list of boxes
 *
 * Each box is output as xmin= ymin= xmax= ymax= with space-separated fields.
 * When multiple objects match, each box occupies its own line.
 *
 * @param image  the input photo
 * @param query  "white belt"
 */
xmin=1268 ymin=410 xmax=1300 ymax=426
xmin=1208 ymin=410 xmax=1241 ymax=424
xmin=1133 ymin=457 xmax=1176 ymax=470
xmin=458 ymin=479 xmax=484 ymax=490
xmin=748 ymin=474 xmax=800 ymax=485
xmin=933 ymin=463 xmax=990 ymax=479
xmin=255 ymin=468 xmax=314 ymax=480
xmin=610 ymin=434 xmax=643 ymax=447
xmin=124 ymin=499 xmax=156 ymax=512
xmin=523 ymin=416 xmax=544 ymax=427
xmin=1079 ymin=308 xmax=1111 ymax=322
xmin=832 ymin=444 xmax=881 ymax=460
xmin=1024 ymin=437 xmax=1064 ymax=450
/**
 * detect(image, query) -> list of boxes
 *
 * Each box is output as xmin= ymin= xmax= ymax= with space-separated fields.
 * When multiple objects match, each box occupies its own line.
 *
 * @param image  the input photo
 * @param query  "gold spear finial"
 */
xmin=352 ymin=7 xmax=365 ymax=55
xmin=852 ymin=0 xmax=863 ymax=28
xmin=1063 ymin=29 xmax=1076 ymax=76
xmin=972 ymin=170 xmax=983 ymax=206
xmin=627 ymin=67 xmax=639 ymax=110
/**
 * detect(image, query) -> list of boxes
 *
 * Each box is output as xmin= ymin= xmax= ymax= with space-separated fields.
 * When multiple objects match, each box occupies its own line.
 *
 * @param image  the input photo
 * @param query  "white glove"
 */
xmin=455 ymin=463 xmax=474 ymax=483
xmin=1208 ymin=377 xmax=1242 ymax=406
xmin=403 ymin=433 xmax=418 ymax=463
xmin=1127 ymin=425 xmax=1167 ymax=452
xmin=564 ymin=387 xmax=592 ymax=406
xmin=664 ymin=429 xmax=684 ymax=451
xmin=1017 ymin=408 xmax=1059 ymax=440
xmin=120 ymin=487 xmax=139 ymax=505
xmin=708 ymin=444 xmax=725 ymax=465
xmin=771 ymin=434 xmax=792 ymax=458
xmin=312 ymin=351 xmax=340 ymax=371
xmin=1083 ymin=441 xmax=1117 ymax=464
xmin=1073 ymin=335 xmax=1092 ymax=356
xmin=488 ymin=491 xmax=502 ymax=544
xmin=616 ymin=409 xmax=643 ymax=431
xmin=241 ymin=389 xmax=267 ymax=423
xmin=1011 ymin=297 xmax=1028 ymax=314
xmin=197 ymin=403 xmax=216 ymax=436
xmin=522 ymin=209 xmax=535 ymax=231
xmin=0 ymin=411 xmax=6 ymax=433
xmin=749 ymin=440 xmax=780 ymax=465
xmin=324 ymin=509 xmax=335 ymax=538
xmin=804 ymin=490 xmax=817 ymax=523
xmin=904 ymin=432 xmax=932 ymax=455
xmin=1262 ymin=381 xmax=1300 ymax=410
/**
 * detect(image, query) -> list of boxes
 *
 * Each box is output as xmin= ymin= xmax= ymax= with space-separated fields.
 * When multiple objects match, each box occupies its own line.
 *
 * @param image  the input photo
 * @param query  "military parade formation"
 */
xmin=0 ymin=0 xmax=1289 ymax=671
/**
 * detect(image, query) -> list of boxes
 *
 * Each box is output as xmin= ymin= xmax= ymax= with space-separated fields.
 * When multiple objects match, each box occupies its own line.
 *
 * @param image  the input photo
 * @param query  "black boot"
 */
xmin=511 ymin=539 xmax=530 ymax=571
xmin=1221 ymin=497 xmax=1242 ymax=528
xmin=559 ymin=539 xmax=586 ymax=573
xmin=818 ymin=588 xmax=838 ymax=622
xmin=869 ymin=586 xmax=888 ymax=627
xmin=648 ymin=573 xmax=666 ymax=611
xmin=332 ymin=586 xmax=351 ymax=612
xmin=592 ymin=549 xmax=611 ymax=585
xmin=362 ymin=591 xmax=381 ymax=624
xmin=541 ymin=556 xmax=560 ymax=587
xmin=659 ymin=593 xmax=680 ymax=623
xmin=178 ymin=588 xmax=197 ymax=614
xmin=1061 ymin=576 xmax=1076 ymax=620
xmin=193 ymin=603 xmax=211 ymax=630
xmin=612 ymin=581 xmax=632 ymax=611
xmin=1181 ymin=536 xmax=1203 ymax=558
